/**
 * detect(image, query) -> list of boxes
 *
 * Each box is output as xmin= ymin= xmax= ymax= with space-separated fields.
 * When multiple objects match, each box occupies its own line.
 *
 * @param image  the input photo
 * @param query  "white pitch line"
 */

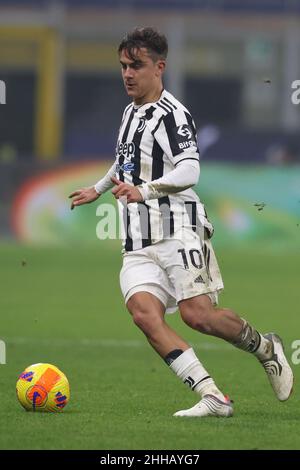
xmin=5 ymin=337 xmax=231 ymax=351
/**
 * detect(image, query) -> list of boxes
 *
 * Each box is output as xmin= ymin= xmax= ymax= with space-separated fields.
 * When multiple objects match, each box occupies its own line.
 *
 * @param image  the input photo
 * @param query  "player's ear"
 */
xmin=156 ymin=60 xmax=166 ymax=76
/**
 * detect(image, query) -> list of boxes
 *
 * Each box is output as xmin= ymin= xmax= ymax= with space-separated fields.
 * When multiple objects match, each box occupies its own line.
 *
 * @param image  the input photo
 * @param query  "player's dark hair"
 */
xmin=118 ymin=27 xmax=168 ymax=62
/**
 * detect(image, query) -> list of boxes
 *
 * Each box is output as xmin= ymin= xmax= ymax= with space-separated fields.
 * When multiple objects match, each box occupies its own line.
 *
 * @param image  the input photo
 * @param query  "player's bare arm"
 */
xmin=69 ymin=186 xmax=100 ymax=210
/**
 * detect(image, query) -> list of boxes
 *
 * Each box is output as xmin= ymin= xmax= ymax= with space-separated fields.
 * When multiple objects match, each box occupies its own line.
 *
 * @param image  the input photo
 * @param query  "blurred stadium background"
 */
xmin=0 ymin=0 xmax=300 ymax=246
xmin=1 ymin=0 xmax=300 ymax=450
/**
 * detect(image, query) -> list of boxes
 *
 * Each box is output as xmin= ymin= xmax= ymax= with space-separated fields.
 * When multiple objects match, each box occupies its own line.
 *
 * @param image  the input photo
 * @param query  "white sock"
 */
xmin=253 ymin=334 xmax=273 ymax=361
xmin=169 ymin=348 xmax=225 ymax=400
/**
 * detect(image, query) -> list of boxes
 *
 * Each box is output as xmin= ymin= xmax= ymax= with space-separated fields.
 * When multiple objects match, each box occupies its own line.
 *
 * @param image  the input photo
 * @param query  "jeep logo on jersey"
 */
xmin=173 ymin=124 xmax=197 ymax=151
xmin=117 ymin=141 xmax=136 ymax=160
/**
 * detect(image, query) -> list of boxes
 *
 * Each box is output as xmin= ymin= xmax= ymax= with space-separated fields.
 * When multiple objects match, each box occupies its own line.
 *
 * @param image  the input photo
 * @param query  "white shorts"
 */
xmin=120 ymin=227 xmax=224 ymax=314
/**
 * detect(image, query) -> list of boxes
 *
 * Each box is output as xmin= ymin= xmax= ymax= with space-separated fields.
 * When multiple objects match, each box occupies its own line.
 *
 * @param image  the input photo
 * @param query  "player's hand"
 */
xmin=69 ymin=186 xmax=100 ymax=210
xmin=111 ymin=177 xmax=143 ymax=203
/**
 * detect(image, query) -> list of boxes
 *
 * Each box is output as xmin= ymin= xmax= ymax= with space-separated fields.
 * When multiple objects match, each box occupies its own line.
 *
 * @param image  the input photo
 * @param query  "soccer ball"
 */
xmin=16 ymin=363 xmax=70 ymax=412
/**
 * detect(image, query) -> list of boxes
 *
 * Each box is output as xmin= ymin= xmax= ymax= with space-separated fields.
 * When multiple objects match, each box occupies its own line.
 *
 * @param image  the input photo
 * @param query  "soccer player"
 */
xmin=69 ymin=27 xmax=293 ymax=417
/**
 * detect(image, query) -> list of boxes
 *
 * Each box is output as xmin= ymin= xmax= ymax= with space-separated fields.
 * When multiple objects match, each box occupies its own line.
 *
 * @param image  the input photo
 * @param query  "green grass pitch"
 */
xmin=0 ymin=242 xmax=299 ymax=450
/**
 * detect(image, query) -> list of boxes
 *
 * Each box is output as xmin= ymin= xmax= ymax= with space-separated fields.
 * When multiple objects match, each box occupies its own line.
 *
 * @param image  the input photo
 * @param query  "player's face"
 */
xmin=120 ymin=48 xmax=165 ymax=105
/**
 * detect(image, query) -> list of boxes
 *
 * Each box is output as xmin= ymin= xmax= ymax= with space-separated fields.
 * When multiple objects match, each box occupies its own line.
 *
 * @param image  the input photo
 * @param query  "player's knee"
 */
xmin=132 ymin=309 xmax=148 ymax=329
xmin=180 ymin=303 xmax=213 ymax=334
xmin=127 ymin=299 xmax=160 ymax=333
xmin=132 ymin=309 xmax=162 ymax=335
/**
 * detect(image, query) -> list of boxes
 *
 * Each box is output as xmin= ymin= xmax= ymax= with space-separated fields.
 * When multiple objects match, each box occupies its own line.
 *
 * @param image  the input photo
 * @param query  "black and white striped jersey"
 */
xmin=115 ymin=89 xmax=213 ymax=252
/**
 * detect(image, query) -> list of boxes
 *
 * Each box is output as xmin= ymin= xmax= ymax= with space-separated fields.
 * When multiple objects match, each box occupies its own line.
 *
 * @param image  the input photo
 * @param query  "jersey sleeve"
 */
xmin=94 ymin=162 xmax=117 ymax=194
xmin=153 ymin=108 xmax=200 ymax=166
xmin=138 ymin=158 xmax=200 ymax=200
